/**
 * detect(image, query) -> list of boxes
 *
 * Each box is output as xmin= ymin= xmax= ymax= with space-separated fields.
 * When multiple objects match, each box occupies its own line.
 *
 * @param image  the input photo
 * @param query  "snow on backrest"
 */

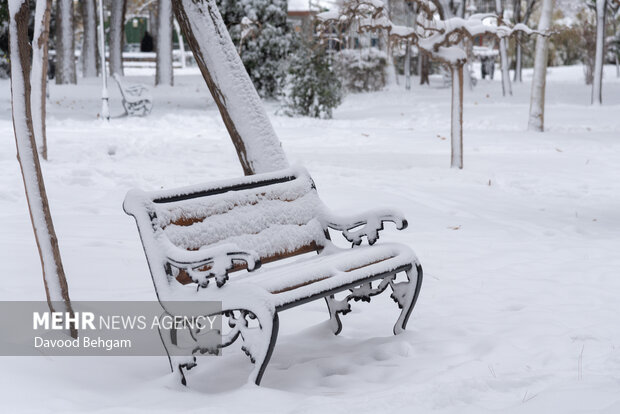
xmin=151 ymin=169 xmax=327 ymax=265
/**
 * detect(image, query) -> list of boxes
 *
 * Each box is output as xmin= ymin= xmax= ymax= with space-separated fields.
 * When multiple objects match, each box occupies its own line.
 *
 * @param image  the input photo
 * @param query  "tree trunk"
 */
xmin=592 ymin=0 xmax=606 ymax=105
xmin=171 ymin=0 xmax=289 ymax=175
xmin=31 ymin=0 xmax=52 ymax=160
xmin=149 ymin=6 xmax=157 ymax=46
xmin=97 ymin=0 xmax=110 ymax=120
xmin=405 ymin=40 xmax=411 ymax=90
xmin=405 ymin=5 xmax=414 ymax=90
xmin=109 ymin=0 xmax=127 ymax=76
xmin=495 ymin=0 xmax=512 ymax=96
xmin=513 ymin=0 xmax=522 ymax=82
xmin=514 ymin=39 xmax=522 ymax=82
xmin=156 ymin=0 xmax=174 ymax=86
xmin=528 ymin=0 xmax=554 ymax=131
xmin=9 ymin=0 xmax=77 ymax=338
xmin=81 ymin=0 xmax=98 ymax=78
xmin=55 ymin=0 xmax=76 ymax=84
xmin=451 ymin=64 xmax=464 ymax=169
xmin=419 ymin=51 xmax=429 ymax=85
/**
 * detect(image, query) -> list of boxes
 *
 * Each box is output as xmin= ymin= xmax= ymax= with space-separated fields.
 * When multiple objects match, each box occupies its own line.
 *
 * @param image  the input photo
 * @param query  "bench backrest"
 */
xmin=124 ymin=167 xmax=328 ymax=287
xmin=112 ymin=73 xmax=151 ymax=103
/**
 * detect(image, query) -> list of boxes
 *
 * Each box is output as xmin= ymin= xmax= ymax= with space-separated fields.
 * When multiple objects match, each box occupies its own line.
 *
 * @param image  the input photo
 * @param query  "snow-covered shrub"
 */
xmin=283 ymin=41 xmax=343 ymax=119
xmin=216 ymin=0 xmax=294 ymax=98
xmin=608 ymin=31 xmax=620 ymax=65
xmin=0 ymin=14 xmax=7 ymax=79
xmin=0 ymin=51 xmax=8 ymax=79
xmin=336 ymin=47 xmax=387 ymax=93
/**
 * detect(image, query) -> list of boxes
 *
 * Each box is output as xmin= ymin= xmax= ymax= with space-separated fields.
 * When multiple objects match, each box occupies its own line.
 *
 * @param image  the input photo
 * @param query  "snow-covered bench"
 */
xmin=123 ymin=166 xmax=422 ymax=386
xmin=112 ymin=74 xmax=152 ymax=117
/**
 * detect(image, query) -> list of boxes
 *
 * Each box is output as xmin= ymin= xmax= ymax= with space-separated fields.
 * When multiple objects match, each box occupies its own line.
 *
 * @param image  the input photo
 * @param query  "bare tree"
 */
xmin=156 ymin=0 xmax=173 ymax=86
xmin=9 ymin=0 xmax=77 ymax=338
xmin=31 ymin=0 xmax=52 ymax=160
xmin=592 ymin=0 xmax=607 ymax=104
xmin=55 ymin=0 xmax=77 ymax=84
xmin=171 ymin=0 xmax=289 ymax=175
xmin=528 ymin=0 xmax=554 ymax=131
xmin=109 ymin=0 xmax=127 ymax=76
xmin=81 ymin=0 xmax=98 ymax=77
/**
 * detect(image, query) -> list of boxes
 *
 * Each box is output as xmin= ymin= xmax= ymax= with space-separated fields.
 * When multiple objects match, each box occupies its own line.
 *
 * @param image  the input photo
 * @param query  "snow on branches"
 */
xmin=318 ymin=0 xmax=547 ymax=169
xmin=318 ymin=0 xmax=545 ymax=66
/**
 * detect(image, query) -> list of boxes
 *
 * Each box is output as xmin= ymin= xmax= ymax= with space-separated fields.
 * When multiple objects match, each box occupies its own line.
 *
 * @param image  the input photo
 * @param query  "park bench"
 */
xmin=112 ymin=74 xmax=152 ymax=117
xmin=123 ymin=166 xmax=422 ymax=386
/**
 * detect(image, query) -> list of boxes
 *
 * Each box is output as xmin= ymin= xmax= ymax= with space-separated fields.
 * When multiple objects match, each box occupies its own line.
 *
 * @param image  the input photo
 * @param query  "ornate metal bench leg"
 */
xmin=221 ymin=308 xmax=279 ymax=385
xmin=391 ymin=263 xmax=423 ymax=335
xmin=157 ymin=324 xmax=197 ymax=385
xmin=325 ymin=295 xmax=350 ymax=335
xmin=253 ymin=312 xmax=279 ymax=386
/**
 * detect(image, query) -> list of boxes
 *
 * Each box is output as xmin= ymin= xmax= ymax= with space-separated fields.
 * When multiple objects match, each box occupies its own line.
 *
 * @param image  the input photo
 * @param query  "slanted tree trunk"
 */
xmin=31 ymin=0 xmax=52 ymax=160
xmin=9 ymin=0 xmax=77 ymax=338
xmin=109 ymin=0 xmax=127 ymax=76
xmin=171 ymin=0 xmax=289 ymax=175
xmin=528 ymin=0 xmax=554 ymax=131
xmin=81 ymin=0 xmax=98 ymax=78
xmin=450 ymin=63 xmax=464 ymax=169
xmin=156 ymin=0 xmax=173 ymax=86
xmin=592 ymin=0 xmax=607 ymax=105
xmin=495 ymin=0 xmax=512 ymax=96
xmin=55 ymin=0 xmax=77 ymax=84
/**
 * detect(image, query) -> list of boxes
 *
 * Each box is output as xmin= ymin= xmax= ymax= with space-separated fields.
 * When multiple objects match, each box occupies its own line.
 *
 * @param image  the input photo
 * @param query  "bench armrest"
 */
xmin=324 ymin=209 xmax=408 ymax=246
xmin=160 ymin=237 xmax=261 ymax=288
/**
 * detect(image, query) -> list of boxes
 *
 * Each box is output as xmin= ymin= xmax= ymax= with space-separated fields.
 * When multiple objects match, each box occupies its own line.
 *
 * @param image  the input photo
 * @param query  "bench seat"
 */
xmin=233 ymin=243 xmax=416 ymax=309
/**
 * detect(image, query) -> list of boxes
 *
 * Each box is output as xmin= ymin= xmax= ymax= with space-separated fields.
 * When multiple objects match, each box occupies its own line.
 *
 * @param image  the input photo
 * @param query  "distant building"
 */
xmin=287 ymin=0 xmax=321 ymax=39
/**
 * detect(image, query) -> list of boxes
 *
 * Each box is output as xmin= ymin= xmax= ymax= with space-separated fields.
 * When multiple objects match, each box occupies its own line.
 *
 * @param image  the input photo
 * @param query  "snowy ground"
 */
xmin=0 ymin=65 xmax=619 ymax=413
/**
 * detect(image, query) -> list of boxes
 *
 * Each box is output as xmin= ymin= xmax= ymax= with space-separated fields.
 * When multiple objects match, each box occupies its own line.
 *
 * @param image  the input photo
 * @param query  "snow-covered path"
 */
xmin=0 ymin=66 xmax=619 ymax=413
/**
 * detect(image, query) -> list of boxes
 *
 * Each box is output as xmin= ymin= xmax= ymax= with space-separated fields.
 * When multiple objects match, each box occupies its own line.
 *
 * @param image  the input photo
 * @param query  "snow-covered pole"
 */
xmin=8 ymin=0 xmax=78 ymax=338
xmin=592 ymin=0 xmax=607 ymax=105
xmin=97 ymin=0 xmax=109 ymax=121
xmin=450 ymin=63 xmax=464 ymax=169
xmin=31 ymin=0 xmax=52 ymax=160
xmin=171 ymin=0 xmax=289 ymax=175
xmin=527 ymin=0 xmax=553 ymax=131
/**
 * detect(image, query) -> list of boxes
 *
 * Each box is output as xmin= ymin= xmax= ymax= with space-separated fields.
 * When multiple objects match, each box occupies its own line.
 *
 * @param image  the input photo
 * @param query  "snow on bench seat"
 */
xmin=233 ymin=243 xmax=415 ymax=309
